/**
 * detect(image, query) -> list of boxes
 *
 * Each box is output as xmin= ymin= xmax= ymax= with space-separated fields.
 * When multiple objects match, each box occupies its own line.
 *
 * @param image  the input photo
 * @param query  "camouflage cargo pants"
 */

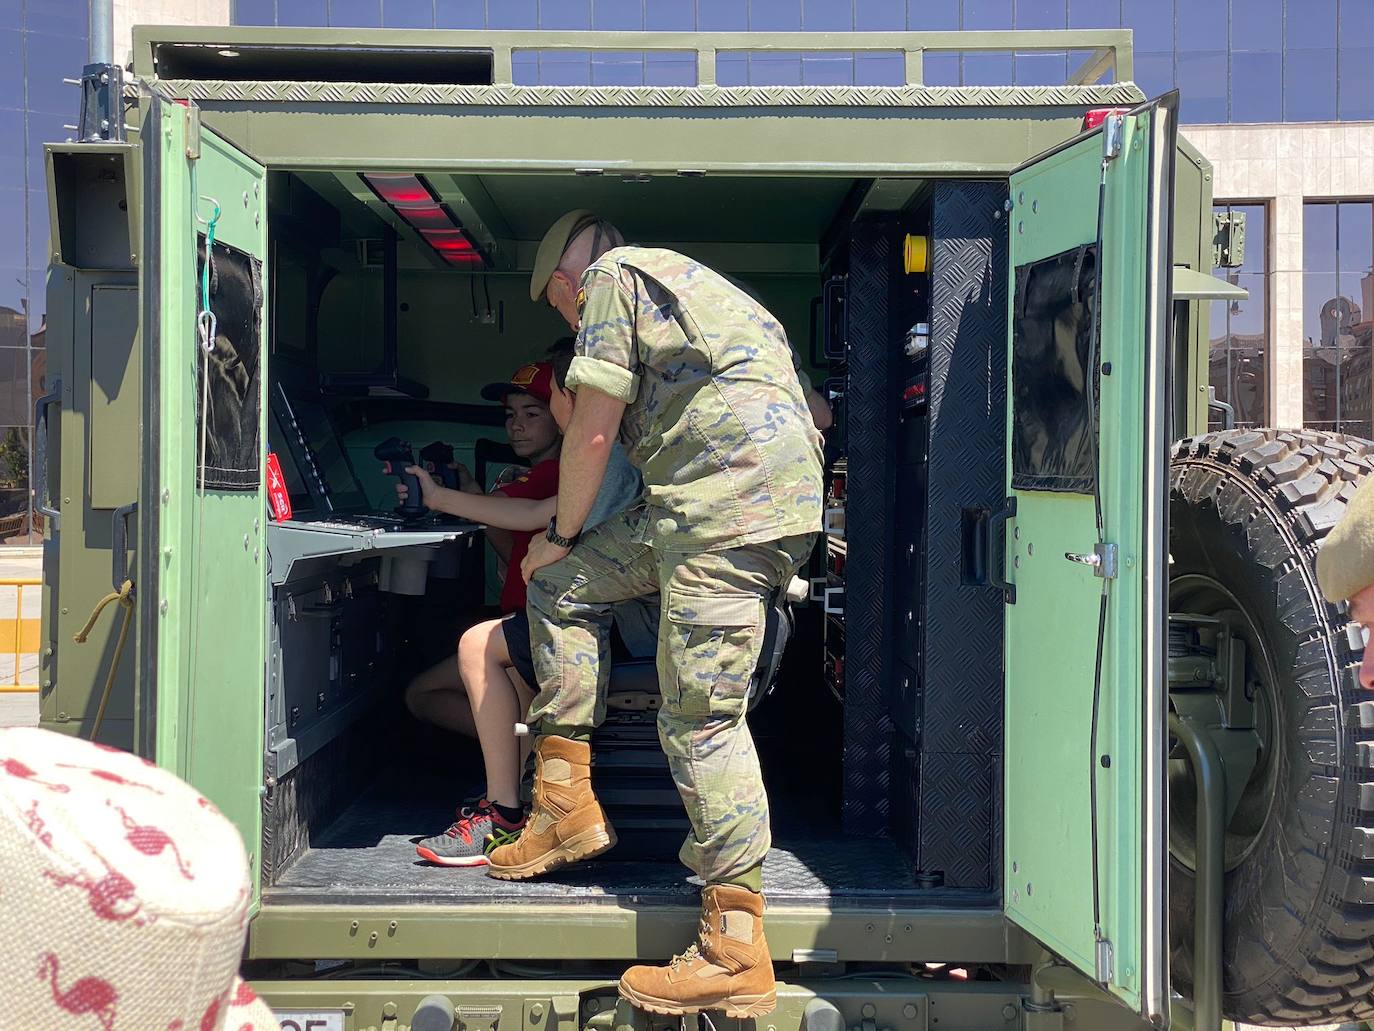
xmin=526 ymin=506 xmax=814 ymax=884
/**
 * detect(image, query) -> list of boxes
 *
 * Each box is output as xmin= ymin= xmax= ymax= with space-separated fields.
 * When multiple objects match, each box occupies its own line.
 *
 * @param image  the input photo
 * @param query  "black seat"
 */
xmin=603 ymin=591 xmax=794 ymax=715
xmin=592 ymin=592 xmax=795 ymax=852
xmin=473 ymin=437 xmax=522 ymax=490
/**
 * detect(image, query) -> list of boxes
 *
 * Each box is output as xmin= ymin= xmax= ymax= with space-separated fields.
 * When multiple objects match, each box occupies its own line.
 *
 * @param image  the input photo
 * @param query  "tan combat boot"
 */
xmin=486 ymin=735 xmax=616 ymax=880
xmin=618 ymin=884 xmax=776 ymax=1018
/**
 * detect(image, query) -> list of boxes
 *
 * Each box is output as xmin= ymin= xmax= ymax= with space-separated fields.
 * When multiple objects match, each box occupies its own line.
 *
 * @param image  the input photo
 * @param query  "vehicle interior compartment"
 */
xmin=258 ymin=168 xmax=1009 ymax=908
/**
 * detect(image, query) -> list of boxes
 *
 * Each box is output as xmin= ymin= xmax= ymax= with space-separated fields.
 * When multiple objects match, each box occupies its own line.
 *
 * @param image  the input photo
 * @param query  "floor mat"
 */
xmin=267 ymin=772 xmax=959 ymax=905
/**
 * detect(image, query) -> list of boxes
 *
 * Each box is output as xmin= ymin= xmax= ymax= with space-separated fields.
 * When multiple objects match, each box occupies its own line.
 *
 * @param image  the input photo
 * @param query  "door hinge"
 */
xmin=1095 ymin=937 xmax=1114 ymax=983
xmin=184 ymin=104 xmax=201 ymax=160
xmin=1064 ymin=541 xmax=1118 ymax=579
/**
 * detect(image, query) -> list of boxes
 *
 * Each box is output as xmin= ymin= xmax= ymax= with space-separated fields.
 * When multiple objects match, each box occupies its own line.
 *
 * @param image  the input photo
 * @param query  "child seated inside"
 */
xmin=398 ymin=342 xmax=653 ymax=866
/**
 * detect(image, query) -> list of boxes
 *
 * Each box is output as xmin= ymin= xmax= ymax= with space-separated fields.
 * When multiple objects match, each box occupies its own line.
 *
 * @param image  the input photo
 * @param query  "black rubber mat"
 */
xmin=267 ymin=772 xmax=965 ymax=906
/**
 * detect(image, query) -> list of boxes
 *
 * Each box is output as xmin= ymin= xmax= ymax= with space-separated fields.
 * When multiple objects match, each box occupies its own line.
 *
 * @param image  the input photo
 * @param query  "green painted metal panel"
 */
xmin=1003 ymin=100 xmax=1172 ymax=1021
xmin=88 ymin=285 xmax=141 ymax=510
xmin=149 ymin=105 xmax=269 ymax=903
xmin=41 ymin=268 xmax=141 ymax=748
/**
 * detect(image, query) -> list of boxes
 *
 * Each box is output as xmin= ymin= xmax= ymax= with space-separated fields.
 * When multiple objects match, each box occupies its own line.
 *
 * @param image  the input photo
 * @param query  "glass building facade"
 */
xmin=0 ymin=0 xmax=1369 ymax=539
xmin=1303 ymin=200 xmax=1374 ymax=438
xmin=233 ymin=0 xmax=1374 ymax=124
xmin=1210 ymin=203 xmax=1268 ymax=429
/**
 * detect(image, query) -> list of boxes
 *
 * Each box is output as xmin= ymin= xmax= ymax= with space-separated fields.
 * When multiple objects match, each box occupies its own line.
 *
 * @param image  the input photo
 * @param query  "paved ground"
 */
xmin=0 ymin=547 xmax=42 ymax=727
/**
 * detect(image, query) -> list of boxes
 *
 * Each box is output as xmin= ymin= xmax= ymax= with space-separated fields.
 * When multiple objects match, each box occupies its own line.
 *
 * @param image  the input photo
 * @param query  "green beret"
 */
xmin=529 ymin=209 xmax=595 ymax=302
xmin=1317 ymin=474 xmax=1374 ymax=602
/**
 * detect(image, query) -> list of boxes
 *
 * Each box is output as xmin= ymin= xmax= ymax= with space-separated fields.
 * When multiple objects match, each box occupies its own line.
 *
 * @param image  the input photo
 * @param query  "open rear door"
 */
xmin=1001 ymin=95 xmax=1175 ymax=1021
xmin=141 ymin=96 xmax=268 ymax=899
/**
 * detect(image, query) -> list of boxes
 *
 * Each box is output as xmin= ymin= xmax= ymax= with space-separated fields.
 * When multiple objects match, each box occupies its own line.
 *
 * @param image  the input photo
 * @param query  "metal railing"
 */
xmin=489 ymin=29 xmax=1134 ymax=87
xmin=0 ymin=577 xmax=40 ymax=693
xmin=134 ymin=26 xmax=1133 ymax=88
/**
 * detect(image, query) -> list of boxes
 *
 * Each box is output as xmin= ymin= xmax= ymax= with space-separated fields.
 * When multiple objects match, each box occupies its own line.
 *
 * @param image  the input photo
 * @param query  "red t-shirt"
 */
xmin=494 ymin=458 xmax=560 ymax=614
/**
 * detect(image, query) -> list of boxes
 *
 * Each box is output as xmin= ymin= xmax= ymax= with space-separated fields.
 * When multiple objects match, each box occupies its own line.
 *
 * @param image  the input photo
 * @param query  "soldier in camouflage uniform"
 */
xmin=485 ymin=210 xmax=822 ymax=1018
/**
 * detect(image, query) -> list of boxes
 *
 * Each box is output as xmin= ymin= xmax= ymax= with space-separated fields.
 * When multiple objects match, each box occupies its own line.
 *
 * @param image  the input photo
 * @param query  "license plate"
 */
xmin=274 ymin=1011 xmax=345 ymax=1031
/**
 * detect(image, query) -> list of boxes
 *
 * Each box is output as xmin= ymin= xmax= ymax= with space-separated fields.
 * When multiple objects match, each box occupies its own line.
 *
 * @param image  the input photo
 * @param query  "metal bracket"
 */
xmin=987 ymin=496 xmax=1018 ymax=604
xmin=1102 ymin=112 xmax=1125 ymax=161
xmin=184 ymin=104 xmax=201 ymax=160
xmin=33 ymin=378 xmax=62 ymax=532
xmin=111 ymin=502 xmax=136 ymax=594
xmin=1064 ymin=541 xmax=1118 ymax=579
xmin=1094 ymin=937 xmax=1114 ymax=983
xmin=77 ymin=63 xmax=126 ymax=143
xmin=822 ymin=586 xmax=845 ymax=617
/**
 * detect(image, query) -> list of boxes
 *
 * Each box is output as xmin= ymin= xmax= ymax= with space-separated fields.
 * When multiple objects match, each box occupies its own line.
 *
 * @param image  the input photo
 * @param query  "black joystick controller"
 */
xmin=419 ymin=441 xmax=459 ymax=491
xmin=373 ymin=436 xmax=427 ymax=519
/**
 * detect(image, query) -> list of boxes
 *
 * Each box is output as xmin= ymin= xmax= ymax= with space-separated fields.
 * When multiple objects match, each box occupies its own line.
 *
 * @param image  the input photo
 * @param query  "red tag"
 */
xmin=265 ymin=452 xmax=293 ymax=521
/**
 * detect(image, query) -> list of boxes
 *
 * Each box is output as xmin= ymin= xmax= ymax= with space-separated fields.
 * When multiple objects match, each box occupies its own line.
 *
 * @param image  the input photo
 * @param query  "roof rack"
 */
xmin=134 ymin=27 xmax=1133 ymax=89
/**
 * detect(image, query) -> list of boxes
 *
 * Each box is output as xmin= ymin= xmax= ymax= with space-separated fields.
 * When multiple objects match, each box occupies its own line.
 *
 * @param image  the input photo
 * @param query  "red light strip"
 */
xmin=359 ymin=172 xmax=490 ymax=268
xmin=395 ymin=203 xmax=452 ymax=232
xmin=362 ymin=173 xmax=433 ymax=206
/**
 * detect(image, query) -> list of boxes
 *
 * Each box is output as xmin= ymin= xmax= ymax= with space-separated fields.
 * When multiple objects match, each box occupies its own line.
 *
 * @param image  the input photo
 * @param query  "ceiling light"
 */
xmin=362 ymin=173 xmax=434 ymax=206
xmin=360 ymin=172 xmax=490 ymax=269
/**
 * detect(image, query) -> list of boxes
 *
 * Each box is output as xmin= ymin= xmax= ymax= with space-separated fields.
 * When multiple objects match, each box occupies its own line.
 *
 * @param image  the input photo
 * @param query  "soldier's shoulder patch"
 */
xmin=576 ymin=287 xmax=586 ymax=314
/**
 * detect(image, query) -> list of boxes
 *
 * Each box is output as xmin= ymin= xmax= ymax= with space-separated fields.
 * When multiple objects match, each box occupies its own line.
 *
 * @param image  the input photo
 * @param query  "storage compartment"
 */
xmin=257 ymin=169 xmax=1010 ymax=910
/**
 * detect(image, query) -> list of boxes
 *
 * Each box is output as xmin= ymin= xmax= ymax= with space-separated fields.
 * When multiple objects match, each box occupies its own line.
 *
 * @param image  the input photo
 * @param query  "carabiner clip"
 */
xmin=195 ymin=195 xmax=221 ymax=227
xmin=197 ymin=309 xmax=217 ymax=354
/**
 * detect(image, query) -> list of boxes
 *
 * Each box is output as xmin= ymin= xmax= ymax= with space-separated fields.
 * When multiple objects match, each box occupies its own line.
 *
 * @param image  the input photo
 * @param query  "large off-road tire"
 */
xmin=1170 ymin=429 xmax=1374 ymax=1026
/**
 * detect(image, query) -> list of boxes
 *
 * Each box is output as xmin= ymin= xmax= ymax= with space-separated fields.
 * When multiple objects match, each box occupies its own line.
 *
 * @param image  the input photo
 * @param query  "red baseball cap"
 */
xmin=480 ymin=361 xmax=554 ymax=405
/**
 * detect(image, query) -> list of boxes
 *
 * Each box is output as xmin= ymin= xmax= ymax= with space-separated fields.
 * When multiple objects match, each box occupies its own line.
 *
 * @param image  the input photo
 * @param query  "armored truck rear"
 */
xmin=37 ymin=25 xmax=1374 ymax=1031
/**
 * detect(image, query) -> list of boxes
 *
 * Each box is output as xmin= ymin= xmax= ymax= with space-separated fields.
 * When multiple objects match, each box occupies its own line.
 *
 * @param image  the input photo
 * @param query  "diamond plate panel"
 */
xmin=917 ymin=751 xmax=995 ymax=890
xmin=921 ymin=182 xmax=1009 ymax=757
xmin=840 ymin=222 xmax=898 ymax=834
xmin=153 ymin=79 xmax=1145 ymax=108
xmin=890 ymin=731 xmax=920 ymax=862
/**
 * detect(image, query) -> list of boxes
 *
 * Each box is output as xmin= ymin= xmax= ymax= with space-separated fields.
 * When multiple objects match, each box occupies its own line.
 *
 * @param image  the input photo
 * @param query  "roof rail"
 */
xmin=132 ymin=27 xmax=1133 ymax=87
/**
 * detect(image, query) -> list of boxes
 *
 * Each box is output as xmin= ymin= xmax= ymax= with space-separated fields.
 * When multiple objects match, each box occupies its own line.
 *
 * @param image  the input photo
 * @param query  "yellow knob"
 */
xmin=904 ymin=234 xmax=929 ymax=274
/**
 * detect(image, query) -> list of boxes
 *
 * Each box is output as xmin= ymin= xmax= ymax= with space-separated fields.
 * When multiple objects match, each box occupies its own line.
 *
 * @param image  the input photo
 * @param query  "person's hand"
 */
xmin=522 ymin=535 xmax=571 ymax=583
xmin=397 ymin=465 xmax=442 ymax=510
xmin=453 ymin=462 xmax=479 ymax=493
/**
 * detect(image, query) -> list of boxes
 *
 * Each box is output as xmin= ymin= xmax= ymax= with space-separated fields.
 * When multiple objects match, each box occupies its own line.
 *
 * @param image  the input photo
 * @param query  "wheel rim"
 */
xmin=1168 ymin=574 xmax=1282 ymax=874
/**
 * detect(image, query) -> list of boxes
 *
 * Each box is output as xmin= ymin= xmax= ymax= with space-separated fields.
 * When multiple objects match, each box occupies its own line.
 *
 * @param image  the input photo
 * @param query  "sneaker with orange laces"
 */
xmin=415 ymin=799 xmax=526 ymax=867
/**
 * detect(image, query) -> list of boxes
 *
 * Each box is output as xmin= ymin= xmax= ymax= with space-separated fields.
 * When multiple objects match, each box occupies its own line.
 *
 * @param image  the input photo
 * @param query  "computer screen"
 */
xmin=269 ymin=385 xmax=371 ymax=516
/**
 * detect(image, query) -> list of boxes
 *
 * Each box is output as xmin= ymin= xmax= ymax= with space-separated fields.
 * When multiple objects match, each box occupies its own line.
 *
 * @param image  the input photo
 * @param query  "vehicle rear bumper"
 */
xmin=251 ymin=974 xmax=1153 ymax=1031
xmin=248 ymin=902 xmax=1032 ymax=965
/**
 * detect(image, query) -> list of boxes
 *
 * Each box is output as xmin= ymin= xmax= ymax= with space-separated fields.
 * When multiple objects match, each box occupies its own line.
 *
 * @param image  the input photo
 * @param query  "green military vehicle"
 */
xmin=37 ymin=24 xmax=1374 ymax=1031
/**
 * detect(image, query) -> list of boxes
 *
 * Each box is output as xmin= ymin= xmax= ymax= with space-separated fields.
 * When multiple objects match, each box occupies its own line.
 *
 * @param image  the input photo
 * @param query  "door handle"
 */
xmin=33 ymin=378 xmax=61 ymax=532
xmin=821 ymin=275 xmax=847 ymax=359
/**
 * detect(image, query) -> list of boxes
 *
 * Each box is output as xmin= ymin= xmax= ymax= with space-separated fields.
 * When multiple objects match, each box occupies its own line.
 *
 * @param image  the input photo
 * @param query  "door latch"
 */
xmin=1064 ymin=542 xmax=1118 ymax=579
xmin=1095 ymin=937 xmax=1114 ymax=983
xmin=1102 ymin=113 xmax=1125 ymax=161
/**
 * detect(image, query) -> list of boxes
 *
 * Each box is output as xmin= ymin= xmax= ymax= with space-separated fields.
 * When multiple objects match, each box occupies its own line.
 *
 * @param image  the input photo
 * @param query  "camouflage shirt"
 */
xmin=567 ymin=246 xmax=824 ymax=552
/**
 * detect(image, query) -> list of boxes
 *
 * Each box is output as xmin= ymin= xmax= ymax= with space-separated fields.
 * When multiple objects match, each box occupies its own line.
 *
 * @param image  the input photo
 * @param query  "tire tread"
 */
xmin=1172 ymin=429 xmax=1374 ymax=1026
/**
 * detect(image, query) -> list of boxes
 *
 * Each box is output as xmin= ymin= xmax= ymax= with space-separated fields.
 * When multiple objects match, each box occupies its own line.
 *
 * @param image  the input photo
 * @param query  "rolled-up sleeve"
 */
xmin=571 ymin=266 xmax=641 ymax=403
